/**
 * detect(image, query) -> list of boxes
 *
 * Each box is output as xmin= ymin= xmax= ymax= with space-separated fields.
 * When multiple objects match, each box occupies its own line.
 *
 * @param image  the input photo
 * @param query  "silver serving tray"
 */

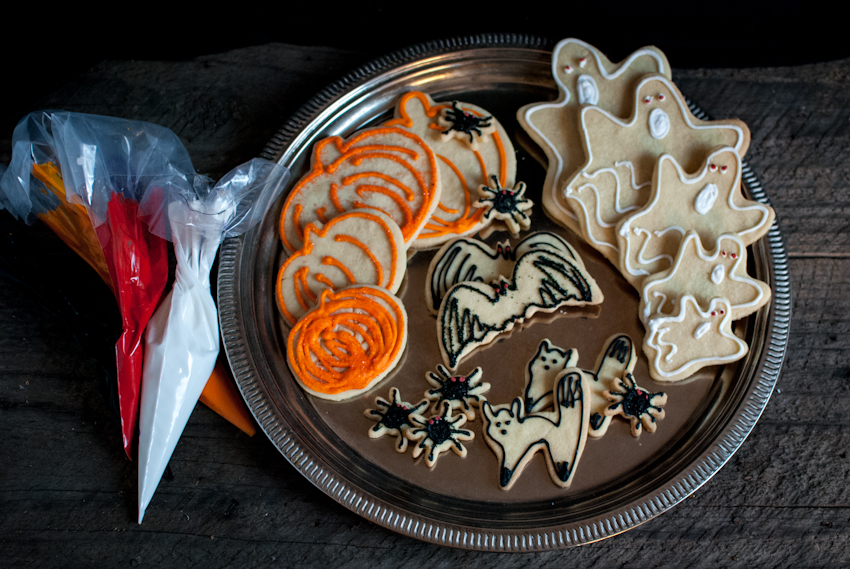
xmin=217 ymin=35 xmax=791 ymax=551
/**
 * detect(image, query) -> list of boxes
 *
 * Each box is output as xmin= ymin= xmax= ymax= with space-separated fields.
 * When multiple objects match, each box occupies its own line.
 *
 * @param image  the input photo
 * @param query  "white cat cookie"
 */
xmin=385 ymin=92 xmax=516 ymax=248
xmin=481 ymin=372 xmax=590 ymax=490
xmin=518 ymin=39 xmax=672 ymax=234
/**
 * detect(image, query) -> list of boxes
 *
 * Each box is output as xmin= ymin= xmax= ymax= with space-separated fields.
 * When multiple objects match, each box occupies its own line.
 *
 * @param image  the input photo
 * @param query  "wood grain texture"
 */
xmin=2 ymin=44 xmax=849 ymax=568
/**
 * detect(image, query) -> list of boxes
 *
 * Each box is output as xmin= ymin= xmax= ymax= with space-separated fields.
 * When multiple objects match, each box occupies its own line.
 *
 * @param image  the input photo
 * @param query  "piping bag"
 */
xmin=136 ymin=158 xmax=288 ymax=523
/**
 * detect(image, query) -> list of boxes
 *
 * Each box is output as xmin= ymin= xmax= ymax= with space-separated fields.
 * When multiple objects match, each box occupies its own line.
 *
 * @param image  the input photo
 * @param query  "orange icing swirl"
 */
xmin=287 ymin=286 xmax=406 ymax=398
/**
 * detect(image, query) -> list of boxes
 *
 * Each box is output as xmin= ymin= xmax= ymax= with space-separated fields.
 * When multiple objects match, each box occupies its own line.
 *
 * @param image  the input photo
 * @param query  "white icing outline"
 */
xmin=618 ymin=146 xmax=768 ymax=278
xmin=641 ymin=232 xmax=768 ymax=322
xmin=521 ymin=39 xmax=668 ymax=221
xmin=645 ymin=296 xmax=747 ymax=379
xmin=570 ymin=77 xmax=748 ymax=256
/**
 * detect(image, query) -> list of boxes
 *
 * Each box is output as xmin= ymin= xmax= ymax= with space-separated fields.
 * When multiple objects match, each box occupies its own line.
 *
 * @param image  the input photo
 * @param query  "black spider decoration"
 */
xmin=425 ymin=365 xmax=490 ymax=420
xmin=437 ymin=101 xmax=495 ymax=148
xmin=473 ymin=175 xmax=533 ymax=235
xmin=405 ymin=402 xmax=474 ymax=467
xmin=603 ymin=373 xmax=668 ymax=436
xmin=364 ymin=387 xmax=429 ymax=452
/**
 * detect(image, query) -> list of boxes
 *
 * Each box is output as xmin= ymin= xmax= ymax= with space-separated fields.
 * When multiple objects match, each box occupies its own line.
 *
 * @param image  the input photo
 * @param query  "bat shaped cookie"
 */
xmin=437 ymin=247 xmax=603 ymax=370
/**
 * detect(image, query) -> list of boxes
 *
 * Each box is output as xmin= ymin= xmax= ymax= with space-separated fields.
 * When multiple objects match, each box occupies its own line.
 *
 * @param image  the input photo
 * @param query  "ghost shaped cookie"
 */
xmin=518 ymin=39 xmax=672 ymax=234
xmin=563 ymin=75 xmax=750 ymax=262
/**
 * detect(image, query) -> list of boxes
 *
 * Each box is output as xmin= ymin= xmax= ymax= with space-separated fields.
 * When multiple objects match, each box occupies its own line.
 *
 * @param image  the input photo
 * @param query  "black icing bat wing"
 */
xmin=439 ymin=249 xmax=603 ymax=370
xmin=425 ymin=237 xmax=514 ymax=314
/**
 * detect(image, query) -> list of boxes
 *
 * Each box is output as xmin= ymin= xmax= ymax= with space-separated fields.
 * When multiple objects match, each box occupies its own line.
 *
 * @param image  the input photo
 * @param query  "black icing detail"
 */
xmin=440 ymin=249 xmax=597 ymax=369
xmin=589 ymin=413 xmax=604 ymax=430
xmin=378 ymin=403 xmax=414 ymax=431
xmin=441 ymin=101 xmax=493 ymax=143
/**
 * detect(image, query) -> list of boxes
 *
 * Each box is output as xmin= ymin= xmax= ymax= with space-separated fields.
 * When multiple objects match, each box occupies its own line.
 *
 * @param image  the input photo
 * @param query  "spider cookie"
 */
xmin=279 ymin=126 xmax=441 ymax=253
xmin=603 ymin=373 xmax=668 ymax=436
xmin=617 ymin=147 xmax=775 ymax=288
xmin=384 ymin=92 xmax=516 ymax=248
xmin=437 ymin=244 xmax=603 ymax=370
xmin=563 ymin=75 xmax=750 ymax=263
xmin=287 ymin=285 xmax=407 ymax=400
xmin=276 ymin=209 xmax=406 ymax=325
xmin=425 ymin=231 xmax=582 ymax=315
xmin=517 ymin=38 xmax=671 ymax=234
xmin=643 ymin=296 xmax=748 ymax=382
xmin=364 ymin=387 xmax=429 ymax=453
xmin=405 ymin=401 xmax=475 ymax=468
xmin=424 ymin=365 xmax=490 ymax=421
xmin=481 ymin=371 xmax=590 ymax=490
xmin=473 ymin=175 xmax=533 ymax=236
xmin=640 ymin=232 xmax=772 ymax=323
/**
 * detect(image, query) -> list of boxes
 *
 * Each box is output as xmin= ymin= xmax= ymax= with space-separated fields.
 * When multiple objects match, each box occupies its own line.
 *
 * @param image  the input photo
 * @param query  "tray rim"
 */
xmin=217 ymin=33 xmax=792 ymax=551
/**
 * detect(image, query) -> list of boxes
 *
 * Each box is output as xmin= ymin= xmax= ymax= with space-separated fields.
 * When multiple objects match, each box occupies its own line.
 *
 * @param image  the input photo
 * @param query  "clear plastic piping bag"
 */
xmin=137 ymin=158 xmax=289 ymax=523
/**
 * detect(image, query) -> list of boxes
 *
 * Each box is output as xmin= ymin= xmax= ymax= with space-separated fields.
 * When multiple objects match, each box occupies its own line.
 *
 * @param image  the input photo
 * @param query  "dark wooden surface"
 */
xmin=1 ymin=43 xmax=849 ymax=568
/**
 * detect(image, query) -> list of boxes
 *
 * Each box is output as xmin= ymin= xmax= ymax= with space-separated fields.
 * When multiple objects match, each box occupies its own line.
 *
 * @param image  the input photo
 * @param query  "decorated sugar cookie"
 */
xmin=384 ymin=92 xmax=516 ymax=248
xmin=563 ymin=75 xmax=750 ymax=262
xmin=640 ymin=231 xmax=772 ymax=323
xmin=524 ymin=334 xmax=638 ymax=438
xmin=276 ymin=209 xmax=406 ymax=325
xmin=286 ymin=285 xmax=407 ymax=400
xmin=522 ymin=339 xmax=578 ymax=413
xmin=643 ymin=296 xmax=748 ymax=382
xmin=481 ymin=371 xmax=590 ymax=490
xmin=603 ymin=373 xmax=668 ymax=437
xmin=424 ymin=365 xmax=490 ymax=421
xmin=438 ymin=246 xmax=603 ymax=370
xmin=364 ymin=387 xmax=429 ymax=452
xmin=517 ymin=39 xmax=671 ymax=233
xmin=472 ymin=176 xmax=533 ymax=236
xmin=405 ymin=401 xmax=475 ymax=468
xmin=617 ymin=148 xmax=775 ymax=287
xmin=425 ymin=231 xmax=582 ymax=315
xmin=279 ymin=126 xmax=440 ymax=253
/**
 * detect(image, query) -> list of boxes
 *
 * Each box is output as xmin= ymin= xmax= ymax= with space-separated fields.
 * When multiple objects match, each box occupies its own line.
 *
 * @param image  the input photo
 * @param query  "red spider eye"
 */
xmin=450 ymin=377 xmax=456 ymax=382
xmin=657 ymin=93 xmax=665 ymax=101
xmin=428 ymin=419 xmax=434 ymax=425
xmin=709 ymin=164 xmax=718 ymax=172
xmin=460 ymin=377 xmax=466 ymax=383
xmin=644 ymin=96 xmax=652 ymax=104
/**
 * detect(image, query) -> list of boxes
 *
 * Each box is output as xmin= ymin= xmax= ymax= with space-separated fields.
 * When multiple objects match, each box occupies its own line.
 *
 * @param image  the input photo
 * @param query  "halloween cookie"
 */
xmin=425 ymin=231 xmax=583 ymax=315
xmin=563 ymin=75 xmax=750 ymax=262
xmin=287 ymin=285 xmax=407 ymax=400
xmin=276 ymin=209 xmax=406 ymax=325
xmin=424 ymin=365 xmax=490 ymax=421
xmin=385 ymin=92 xmax=516 ymax=247
xmin=617 ymin=147 xmax=775 ymax=288
xmin=643 ymin=296 xmax=748 ymax=382
xmin=518 ymin=39 xmax=671 ymax=234
xmin=603 ymin=373 xmax=668 ymax=436
xmin=364 ymin=387 xmax=429 ymax=453
xmin=472 ymin=176 xmax=533 ymax=236
xmin=437 ymin=245 xmax=603 ymax=370
xmin=481 ymin=371 xmax=590 ymax=490
xmin=279 ymin=126 xmax=441 ymax=253
xmin=405 ymin=401 xmax=475 ymax=468
xmin=640 ymin=231 xmax=772 ymax=323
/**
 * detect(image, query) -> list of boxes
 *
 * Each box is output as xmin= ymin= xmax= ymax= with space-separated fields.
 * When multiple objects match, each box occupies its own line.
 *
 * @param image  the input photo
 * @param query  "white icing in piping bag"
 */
xmin=137 ymin=159 xmax=288 ymax=523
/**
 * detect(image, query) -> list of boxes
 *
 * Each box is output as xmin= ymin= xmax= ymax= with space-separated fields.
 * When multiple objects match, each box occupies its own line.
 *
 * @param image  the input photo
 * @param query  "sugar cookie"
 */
xmin=364 ymin=387 xmax=429 ymax=452
xmin=385 ymin=92 xmax=516 ymax=247
xmin=279 ymin=126 xmax=440 ymax=252
xmin=276 ymin=209 xmax=406 ymax=325
xmin=424 ymin=365 xmax=490 ymax=421
xmin=603 ymin=373 xmax=668 ymax=436
xmin=405 ymin=401 xmax=474 ymax=468
xmin=518 ymin=39 xmax=671 ymax=233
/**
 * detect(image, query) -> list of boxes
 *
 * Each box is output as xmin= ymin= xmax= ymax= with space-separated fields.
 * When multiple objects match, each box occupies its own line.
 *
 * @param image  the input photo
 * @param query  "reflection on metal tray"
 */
xmin=217 ymin=34 xmax=790 ymax=551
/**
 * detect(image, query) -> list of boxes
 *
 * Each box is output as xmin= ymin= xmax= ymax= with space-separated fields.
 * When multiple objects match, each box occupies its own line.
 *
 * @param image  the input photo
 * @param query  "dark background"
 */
xmin=4 ymin=2 xmax=841 ymax=141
